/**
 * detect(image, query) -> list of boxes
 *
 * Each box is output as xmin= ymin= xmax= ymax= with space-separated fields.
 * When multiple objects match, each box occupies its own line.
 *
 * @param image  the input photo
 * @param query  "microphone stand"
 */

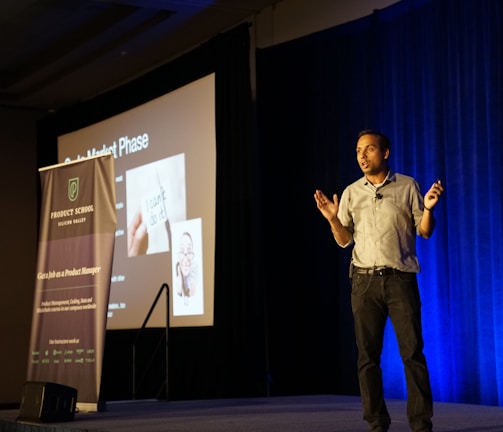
xmin=132 ymin=282 xmax=170 ymax=401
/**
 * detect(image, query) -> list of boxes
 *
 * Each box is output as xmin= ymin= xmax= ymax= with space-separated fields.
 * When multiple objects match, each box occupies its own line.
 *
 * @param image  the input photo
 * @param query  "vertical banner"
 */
xmin=27 ymin=154 xmax=116 ymax=411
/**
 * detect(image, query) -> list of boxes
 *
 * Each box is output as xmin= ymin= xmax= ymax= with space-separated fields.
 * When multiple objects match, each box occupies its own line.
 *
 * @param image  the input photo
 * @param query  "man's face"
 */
xmin=355 ymin=134 xmax=389 ymax=176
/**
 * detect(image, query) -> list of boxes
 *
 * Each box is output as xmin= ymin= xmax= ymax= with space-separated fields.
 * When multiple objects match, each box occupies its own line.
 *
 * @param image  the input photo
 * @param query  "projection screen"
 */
xmin=57 ymin=73 xmax=216 ymax=329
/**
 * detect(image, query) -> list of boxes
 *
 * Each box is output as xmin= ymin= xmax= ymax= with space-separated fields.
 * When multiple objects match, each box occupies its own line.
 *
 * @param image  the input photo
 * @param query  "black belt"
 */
xmin=352 ymin=266 xmax=400 ymax=276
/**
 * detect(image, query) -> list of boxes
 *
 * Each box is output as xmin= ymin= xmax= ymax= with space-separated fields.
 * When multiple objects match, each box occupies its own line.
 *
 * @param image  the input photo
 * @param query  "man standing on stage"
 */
xmin=314 ymin=129 xmax=444 ymax=432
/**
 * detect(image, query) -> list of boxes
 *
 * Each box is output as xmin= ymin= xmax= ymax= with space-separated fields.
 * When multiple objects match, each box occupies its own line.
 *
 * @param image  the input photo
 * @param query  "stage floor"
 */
xmin=2 ymin=394 xmax=503 ymax=431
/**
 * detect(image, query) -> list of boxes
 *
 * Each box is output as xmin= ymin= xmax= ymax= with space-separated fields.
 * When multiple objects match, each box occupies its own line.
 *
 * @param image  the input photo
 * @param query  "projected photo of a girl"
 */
xmin=176 ymin=232 xmax=196 ymax=301
xmin=172 ymin=219 xmax=204 ymax=316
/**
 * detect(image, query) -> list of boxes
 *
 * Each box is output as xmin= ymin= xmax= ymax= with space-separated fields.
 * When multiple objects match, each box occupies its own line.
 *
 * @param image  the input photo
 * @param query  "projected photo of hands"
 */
xmin=127 ymin=208 xmax=148 ymax=256
xmin=126 ymin=154 xmax=186 ymax=256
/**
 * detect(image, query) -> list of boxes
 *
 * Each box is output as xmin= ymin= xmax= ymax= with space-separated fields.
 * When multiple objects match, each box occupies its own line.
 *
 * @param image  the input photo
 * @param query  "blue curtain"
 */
xmin=256 ymin=0 xmax=503 ymax=404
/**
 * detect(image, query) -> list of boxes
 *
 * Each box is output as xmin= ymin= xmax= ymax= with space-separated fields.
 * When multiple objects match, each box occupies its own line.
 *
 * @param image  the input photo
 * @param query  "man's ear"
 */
xmin=383 ymin=149 xmax=390 ymax=160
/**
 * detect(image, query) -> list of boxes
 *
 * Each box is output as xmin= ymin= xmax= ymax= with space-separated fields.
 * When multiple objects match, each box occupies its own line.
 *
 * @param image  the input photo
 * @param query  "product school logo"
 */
xmin=68 ymin=177 xmax=79 ymax=202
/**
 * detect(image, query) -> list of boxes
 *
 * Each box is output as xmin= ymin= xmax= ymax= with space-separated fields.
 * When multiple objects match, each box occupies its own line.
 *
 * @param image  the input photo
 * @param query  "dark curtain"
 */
xmin=256 ymin=0 xmax=503 ymax=405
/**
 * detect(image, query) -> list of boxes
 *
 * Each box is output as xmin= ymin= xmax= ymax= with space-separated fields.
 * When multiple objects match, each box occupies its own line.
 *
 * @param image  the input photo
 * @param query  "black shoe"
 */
xmin=412 ymin=421 xmax=433 ymax=432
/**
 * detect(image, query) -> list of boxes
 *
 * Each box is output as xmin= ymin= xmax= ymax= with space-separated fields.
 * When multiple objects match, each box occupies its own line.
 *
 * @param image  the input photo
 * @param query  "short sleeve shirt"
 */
xmin=336 ymin=170 xmax=425 ymax=273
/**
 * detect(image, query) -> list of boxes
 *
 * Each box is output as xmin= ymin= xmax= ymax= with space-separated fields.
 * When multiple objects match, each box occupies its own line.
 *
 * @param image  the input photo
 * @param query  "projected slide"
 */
xmin=57 ymin=74 xmax=215 ymax=329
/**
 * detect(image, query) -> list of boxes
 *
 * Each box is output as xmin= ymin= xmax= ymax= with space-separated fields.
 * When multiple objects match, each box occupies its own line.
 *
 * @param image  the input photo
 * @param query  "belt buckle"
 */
xmin=374 ymin=267 xmax=386 ymax=276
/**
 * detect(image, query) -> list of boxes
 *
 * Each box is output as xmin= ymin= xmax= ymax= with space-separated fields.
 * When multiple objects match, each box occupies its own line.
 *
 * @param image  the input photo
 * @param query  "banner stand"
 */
xmin=26 ymin=153 xmax=116 ymax=414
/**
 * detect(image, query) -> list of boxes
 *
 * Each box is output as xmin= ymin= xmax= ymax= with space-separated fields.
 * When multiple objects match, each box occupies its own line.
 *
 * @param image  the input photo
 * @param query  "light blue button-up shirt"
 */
xmin=336 ymin=170 xmax=425 ymax=273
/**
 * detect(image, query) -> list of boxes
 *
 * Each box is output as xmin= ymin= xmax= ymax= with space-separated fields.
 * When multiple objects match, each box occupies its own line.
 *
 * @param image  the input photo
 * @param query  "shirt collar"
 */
xmin=362 ymin=169 xmax=395 ymax=187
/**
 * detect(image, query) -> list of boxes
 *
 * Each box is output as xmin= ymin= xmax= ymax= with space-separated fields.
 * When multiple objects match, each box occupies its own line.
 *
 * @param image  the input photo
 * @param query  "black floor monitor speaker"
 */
xmin=18 ymin=381 xmax=78 ymax=423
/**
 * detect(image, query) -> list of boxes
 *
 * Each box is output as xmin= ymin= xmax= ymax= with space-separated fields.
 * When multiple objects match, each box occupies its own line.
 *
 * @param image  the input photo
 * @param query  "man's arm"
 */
xmin=314 ymin=189 xmax=352 ymax=246
xmin=418 ymin=180 xmax=444 ymax=239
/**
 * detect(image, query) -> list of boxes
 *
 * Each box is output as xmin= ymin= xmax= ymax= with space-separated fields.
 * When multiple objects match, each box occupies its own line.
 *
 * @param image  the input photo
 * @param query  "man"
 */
xmin=313 ymin=130 xmax=444 ymax=432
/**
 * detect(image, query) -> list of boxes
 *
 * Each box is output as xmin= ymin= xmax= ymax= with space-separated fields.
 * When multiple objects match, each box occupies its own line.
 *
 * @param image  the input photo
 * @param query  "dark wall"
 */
xmin=0 ymin=108 xmax=42 ymax=405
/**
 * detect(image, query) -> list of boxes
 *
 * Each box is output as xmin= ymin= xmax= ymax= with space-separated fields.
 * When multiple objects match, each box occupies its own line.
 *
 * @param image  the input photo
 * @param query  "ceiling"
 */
xmin=0 ymin=0 xmax=278 ymax=113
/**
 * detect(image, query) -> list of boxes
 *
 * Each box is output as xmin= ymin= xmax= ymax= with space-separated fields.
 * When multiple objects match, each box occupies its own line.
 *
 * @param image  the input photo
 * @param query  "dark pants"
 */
xmin=351 ymin=271 xmax=433 ymax=432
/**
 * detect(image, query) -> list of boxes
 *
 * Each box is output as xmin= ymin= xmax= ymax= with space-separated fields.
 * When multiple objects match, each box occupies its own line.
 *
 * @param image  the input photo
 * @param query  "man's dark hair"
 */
xmin=357 ymin=129 xmax=391 ymax=152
